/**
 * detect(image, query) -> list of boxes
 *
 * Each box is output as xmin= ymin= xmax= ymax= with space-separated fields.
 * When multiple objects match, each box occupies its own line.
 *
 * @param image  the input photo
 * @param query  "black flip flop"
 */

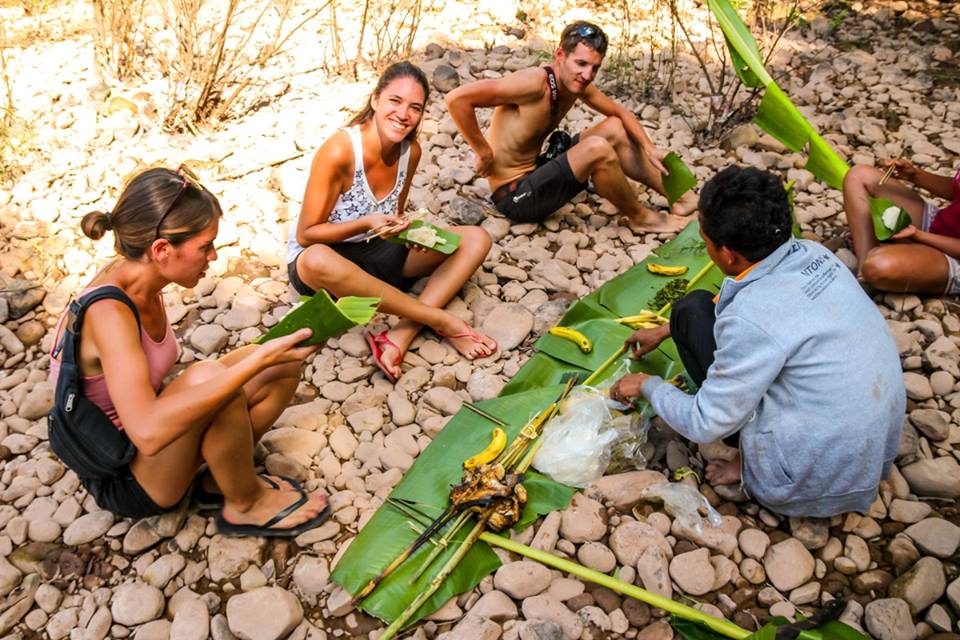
xmin=193 ymin=474 xmax=304 ymax=510
xmin=215 ymin=490 xmax=332 ymax=538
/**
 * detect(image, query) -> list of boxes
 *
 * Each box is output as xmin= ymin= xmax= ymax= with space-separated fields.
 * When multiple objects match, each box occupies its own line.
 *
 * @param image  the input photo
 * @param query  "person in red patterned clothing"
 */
xmin=843 ymin=158 xmax=960 ymax=293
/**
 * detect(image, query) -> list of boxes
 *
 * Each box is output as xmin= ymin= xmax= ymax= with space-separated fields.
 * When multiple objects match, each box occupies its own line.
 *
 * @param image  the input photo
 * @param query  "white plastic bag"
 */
xmin=640 ymin=482 xmax=722 ymax=534
xmin=533 ymin=361 xmax=648 ymax=488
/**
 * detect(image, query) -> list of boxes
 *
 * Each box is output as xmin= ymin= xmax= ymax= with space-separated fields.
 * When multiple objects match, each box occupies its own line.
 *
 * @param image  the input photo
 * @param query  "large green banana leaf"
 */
xmin=870 ymin=197 xmax=912 ymax=241
xmin=330 ymin=384 xmax=575 ymax=625
xmin=500 ymin=352 xmax=590 ymax=396
xmin=708 ymin=0 xmax=849 ymax=191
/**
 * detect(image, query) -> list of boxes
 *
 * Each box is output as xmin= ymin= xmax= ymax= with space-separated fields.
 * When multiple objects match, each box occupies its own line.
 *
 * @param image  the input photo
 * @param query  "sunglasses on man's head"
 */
xmin=155 ymin=164 xmax=203 ymax=240
xmin=573 ymin=24 xmax=598 ymax=37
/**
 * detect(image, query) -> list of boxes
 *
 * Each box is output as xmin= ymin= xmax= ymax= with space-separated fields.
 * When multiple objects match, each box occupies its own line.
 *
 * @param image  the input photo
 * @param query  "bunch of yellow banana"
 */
xmin=616 ymin=310 xmax=669 ymax=330
xmin=647 ymin=263 xmax=689 ymax=276
xmin=547 ymin=326 xmax=592 ymax=353
xmin=464 ymin=427 xmax=507 ymax=468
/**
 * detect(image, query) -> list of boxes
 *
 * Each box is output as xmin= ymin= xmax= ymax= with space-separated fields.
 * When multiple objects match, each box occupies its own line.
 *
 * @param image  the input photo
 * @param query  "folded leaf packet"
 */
xmin=662 ymin=152 xmax=697 ymax=206
xmin=389 ymin=220 xmax=461 ymax=255
xmin=256 ymin=290 xmax=379 ymax=346
xmin=869 ymin=197 xmax=911 ymax=241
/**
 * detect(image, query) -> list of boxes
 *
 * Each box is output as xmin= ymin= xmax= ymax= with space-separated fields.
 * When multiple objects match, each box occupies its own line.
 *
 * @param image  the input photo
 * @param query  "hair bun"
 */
xmin=80 ymin=210 xmax=112 ymax=240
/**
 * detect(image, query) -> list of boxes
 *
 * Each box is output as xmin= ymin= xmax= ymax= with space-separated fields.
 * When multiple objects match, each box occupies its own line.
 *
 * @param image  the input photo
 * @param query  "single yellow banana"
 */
xmin=617 ymin=312 xmax=669 ymax=329
xmin=548 ymin=326 xmax=593 ymax=353
xmin=464 ymin=427 xmax=507 ymax=468
xmin=647 ymin=263 xmax=689 ymax=276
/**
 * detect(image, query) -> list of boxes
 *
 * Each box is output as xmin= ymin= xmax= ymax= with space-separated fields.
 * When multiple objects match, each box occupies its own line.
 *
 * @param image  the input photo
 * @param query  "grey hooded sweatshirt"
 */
xmin=642 ymin=239 xmax=905 ymax=517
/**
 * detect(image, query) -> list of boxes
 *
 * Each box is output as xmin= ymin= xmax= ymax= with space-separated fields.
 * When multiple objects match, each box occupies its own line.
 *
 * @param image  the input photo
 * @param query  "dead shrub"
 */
xmin=91 ymin=0 xmax=148 ymax=79
xmin=155 ymin=0 xmax=330 ymax=131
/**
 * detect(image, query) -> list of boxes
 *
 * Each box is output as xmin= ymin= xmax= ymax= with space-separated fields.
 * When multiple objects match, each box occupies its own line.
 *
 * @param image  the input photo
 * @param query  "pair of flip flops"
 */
xmin=192 ymin=473 xmax=299 ymax=509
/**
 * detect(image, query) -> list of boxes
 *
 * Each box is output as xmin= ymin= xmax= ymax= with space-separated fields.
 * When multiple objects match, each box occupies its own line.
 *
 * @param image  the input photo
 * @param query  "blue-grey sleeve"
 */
xmin=640 ymin=315 xmax=787 ymax=443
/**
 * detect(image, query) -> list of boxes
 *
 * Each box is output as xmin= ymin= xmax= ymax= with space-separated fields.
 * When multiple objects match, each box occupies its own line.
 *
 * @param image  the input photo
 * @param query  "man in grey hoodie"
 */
xmin=610 ymin=166 xmax=905 ymax=517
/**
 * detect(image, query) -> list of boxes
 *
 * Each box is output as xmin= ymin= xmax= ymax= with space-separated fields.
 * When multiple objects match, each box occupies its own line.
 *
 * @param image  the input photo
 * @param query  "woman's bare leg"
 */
xmin=386 ymin=226 xmax=496 ymax=361
xmin=296 ymin=237 xmax=494 ymax=377
xmin=861 ymin=243 xmax=950 ymax=294
xmin=842 ymin=165 xmax=926 ymax=271
xmin=130 ymin=361 xmax=325 ymax=528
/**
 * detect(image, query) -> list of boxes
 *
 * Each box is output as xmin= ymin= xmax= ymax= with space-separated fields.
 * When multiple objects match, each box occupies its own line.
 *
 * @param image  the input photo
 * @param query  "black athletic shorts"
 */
xmin=83 ymin=470 xmax=167 ymax=519
xmin=491 ymin=134 xmax=587 ymax=224
xmin=288 ymin=238 xmax=416 ymax=296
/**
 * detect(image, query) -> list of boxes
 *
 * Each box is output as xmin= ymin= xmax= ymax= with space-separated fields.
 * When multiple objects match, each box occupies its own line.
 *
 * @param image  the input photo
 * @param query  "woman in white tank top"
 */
xmin=288 ymin=62 xmax=497 ymax=381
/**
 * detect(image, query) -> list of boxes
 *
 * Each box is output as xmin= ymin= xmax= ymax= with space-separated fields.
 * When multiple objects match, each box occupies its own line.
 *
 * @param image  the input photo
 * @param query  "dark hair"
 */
xmin=81 ymin=167 xmax=222 ymax=260
xmin=698 ymin=166 xmax=791 ymax=262
xmin=559 ymin=21 xmax=609 ymax=57
xmin=347 ymin=61 xmax=429 ymax=141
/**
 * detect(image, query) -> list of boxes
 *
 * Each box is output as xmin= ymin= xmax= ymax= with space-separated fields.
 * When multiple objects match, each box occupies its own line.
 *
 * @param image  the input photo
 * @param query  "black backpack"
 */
xmin=49 ymin=286 xmax=138 ymax=479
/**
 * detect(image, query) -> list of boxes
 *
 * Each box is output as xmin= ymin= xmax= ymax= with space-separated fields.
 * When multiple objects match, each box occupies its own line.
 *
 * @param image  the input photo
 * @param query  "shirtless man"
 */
xmin=445 ymin=21 xmax=697 ymax=233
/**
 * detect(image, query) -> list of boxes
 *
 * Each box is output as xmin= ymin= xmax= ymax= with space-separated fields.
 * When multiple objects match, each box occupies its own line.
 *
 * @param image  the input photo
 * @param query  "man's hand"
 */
xmin=646 ymin=146 xmax=668 ymax=175
xmin=609 ymin=373 xmax=650 ymax=405
xmin=625 ymin=324 xmax=670 ymax=359
xmin=474 ymin=146 xmax=494 ymax=177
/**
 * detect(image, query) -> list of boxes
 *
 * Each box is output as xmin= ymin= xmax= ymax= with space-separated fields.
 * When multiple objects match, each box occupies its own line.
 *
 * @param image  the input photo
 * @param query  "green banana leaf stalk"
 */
xmin=663 ymin=152 xmax=698 ymax=206
xmin=256 ymin=290 xmax=379 ymax=346
xmin=707 ymin=0 xmax=849 ymax=191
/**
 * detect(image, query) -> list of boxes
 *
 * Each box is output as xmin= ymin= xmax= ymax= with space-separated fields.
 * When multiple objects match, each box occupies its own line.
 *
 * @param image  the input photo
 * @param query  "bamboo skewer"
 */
xmin=878 ymin=150 xmax=905 ymax=186
xmin=462 ymin=402 xmax=507 ymax=426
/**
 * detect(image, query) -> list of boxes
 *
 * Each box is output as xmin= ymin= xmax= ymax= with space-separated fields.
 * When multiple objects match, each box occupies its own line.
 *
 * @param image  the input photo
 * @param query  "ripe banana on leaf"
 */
xmin=547 ymin=326 xmax=593 ymax=353
xmin=616 ymin=310 xmax=669 ymax=330
xmin=464 ymin=428 xmax=507 ymax=468
xmin=647 ymin=263 xmax=689 ymax=276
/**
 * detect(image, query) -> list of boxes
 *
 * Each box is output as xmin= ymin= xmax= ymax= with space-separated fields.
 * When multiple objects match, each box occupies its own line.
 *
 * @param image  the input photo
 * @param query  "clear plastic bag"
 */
xmin=533 ymin=361 xmax=649 ymax=488
xmin=640 ymin=482 xmax=722 ymax=534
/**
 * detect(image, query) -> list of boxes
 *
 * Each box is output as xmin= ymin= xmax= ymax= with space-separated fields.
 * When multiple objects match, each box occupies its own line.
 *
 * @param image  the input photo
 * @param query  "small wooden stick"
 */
xmin=462 ymin=402 xmax=507 ymax=426
xmin=878 ymin=150 xmax=905 ymax=186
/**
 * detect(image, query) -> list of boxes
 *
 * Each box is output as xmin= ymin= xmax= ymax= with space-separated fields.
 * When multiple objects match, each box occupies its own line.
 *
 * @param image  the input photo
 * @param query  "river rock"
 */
xmin=432 ymin=65 xmax=461 ymax=92
xmin=636 ymin=545 xmax=672 ymax=599
xmin=900 ymin=457 xmax=960 ymax=498
xmin=189 ymin=324 xmax=229 ymax=355
xmin=225 ymin=587 xmax=302 ymax=640
xmin=521 ymin=595 xmax=583 ymax=639
xmin=559 ymin=494 xmax=606 ymax=543
xmin=669 ymin=548 xmax=716 ymax=596
xmin=62 ymin=510 xmax=114 ymax=546
xmin=111 ymin=581 xmax=165 ymax=626
xmin=469 ymin=590 xmax=518 ymax=621
xmin=170 ymin=598 xmax=209 ymax=640
xmin=903 ymin=518 xmax=960 ymax=558
xmin=585 ymin=470 xmax=667 ymax=509
xmin=608 ymin=520 xmax=672 ymax=567
xmin=888 ymin=556 xmax=946 ymax=614
xmin=888 ymin=499 xmax=932 ymax=524
xmin=763 ymin=538 xmax=814 ymax=592
xmin=207 ymin=535 xmax=265 ymax=582
xmin=908 ymin=409 xmax=950 ymax=441
xmin=480 ymin=304 xmax=533 ymax=351
xmin=494 ymin=560 xmax=551 ymax=599
xmin=738 ymin=529 xmax=770 ymax=560
xmin=864 ymin=598 xmax=916 ymax=640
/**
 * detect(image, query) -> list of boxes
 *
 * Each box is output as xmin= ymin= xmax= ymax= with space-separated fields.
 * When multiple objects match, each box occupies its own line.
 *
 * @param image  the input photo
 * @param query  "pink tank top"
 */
xmin=928 ymin=168 xmax=960 ymax=239
xmin=49 ymin=285 xmax=179 ymax=429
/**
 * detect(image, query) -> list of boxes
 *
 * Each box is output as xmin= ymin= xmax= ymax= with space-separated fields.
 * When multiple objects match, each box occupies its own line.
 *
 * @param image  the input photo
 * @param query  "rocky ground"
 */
xmin=1 ymin=0 xmax=960 ymax=639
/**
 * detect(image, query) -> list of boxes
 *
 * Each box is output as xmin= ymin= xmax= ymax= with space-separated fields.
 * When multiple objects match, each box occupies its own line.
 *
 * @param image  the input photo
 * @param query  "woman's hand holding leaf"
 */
xmin=892 ymin=225 xmax=918 ymax=241
xmin=259 ymin=329 xmax=321 ymax=366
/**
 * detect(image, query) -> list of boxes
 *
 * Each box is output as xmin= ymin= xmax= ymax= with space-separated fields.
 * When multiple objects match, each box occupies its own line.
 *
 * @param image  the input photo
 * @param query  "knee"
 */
xmin=670 ymin=290 xmax=715 ymax=328
xmin=601 ymin=116 xmax=628 ymax=142
xmin=178 ymin=360 xmax=227 ymax=387
xmin=860 ymin=248 xmax=899 ymax=288
xmin=298 ymin=245 xmax=341 ymax=284
xmin=459 ymin=227 xmax=492 ymax=258
xmin=844 ymin=164 xmax=879 ymax=192
xmin=579 ymin=136 xmax=617 ymax=167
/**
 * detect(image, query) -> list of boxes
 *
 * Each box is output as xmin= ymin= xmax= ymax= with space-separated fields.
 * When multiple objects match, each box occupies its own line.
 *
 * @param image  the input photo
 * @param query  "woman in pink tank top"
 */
xmin=50 ymin=167 xmax=330 ymax=537
xmin=844 ymin=158 xmax=960 ymax=294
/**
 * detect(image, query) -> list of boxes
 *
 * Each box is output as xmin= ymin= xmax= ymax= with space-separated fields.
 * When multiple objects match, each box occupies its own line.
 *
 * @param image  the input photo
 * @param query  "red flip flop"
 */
xmin=365 ymin=330 xmax=402 ymax=381
xmin=436 ymin=328 xmax=498 ymax=360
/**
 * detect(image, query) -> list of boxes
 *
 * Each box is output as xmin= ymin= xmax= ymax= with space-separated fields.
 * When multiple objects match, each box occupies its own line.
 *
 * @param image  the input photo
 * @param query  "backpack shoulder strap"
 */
xmin=53 ymin=286 xmax=142 ymax=361
xmin=543 ymin=66 xmax=559 ymax=119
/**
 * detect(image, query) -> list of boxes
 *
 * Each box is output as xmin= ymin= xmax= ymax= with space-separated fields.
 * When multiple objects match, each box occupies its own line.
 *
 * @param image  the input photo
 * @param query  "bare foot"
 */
xmin=672 ymin=192 xmax=699 ymax=217
xmin=436 ymin=318 xmax=497 ymax=360
xmin=222 ymin=488 xmax=327 ymax=529
xmin=623 ymin=208 xmax=689 ymax=234
xmin=367 ymin=330 xmax=405 ymax=380
xmin=705 ymin=451 xmax=742 ymax=486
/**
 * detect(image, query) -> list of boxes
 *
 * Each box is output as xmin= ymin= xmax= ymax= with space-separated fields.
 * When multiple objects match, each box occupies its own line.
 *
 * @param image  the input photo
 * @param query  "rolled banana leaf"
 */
xmin=870 ymin=197 xmax=912 ymax=241
xmin=663 ymin=152 xmax=698 ymax=206
xmin=256 ymin=290 xmax=379 ymax=346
